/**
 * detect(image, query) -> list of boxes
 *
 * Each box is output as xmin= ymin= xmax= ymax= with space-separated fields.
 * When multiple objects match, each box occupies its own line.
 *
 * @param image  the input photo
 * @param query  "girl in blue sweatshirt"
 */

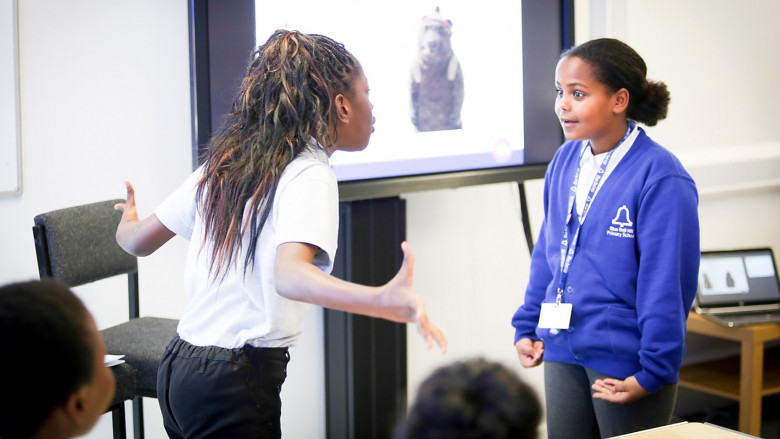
xmin=511 ymin=38 xmax=700 ymax=438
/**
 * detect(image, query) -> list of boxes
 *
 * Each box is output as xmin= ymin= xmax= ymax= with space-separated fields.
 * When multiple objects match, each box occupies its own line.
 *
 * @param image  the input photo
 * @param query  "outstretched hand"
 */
xmin=591 ymin=375 xmax=649 ymax=404
xmin=379 ymin=242 xmax=447 ymax=354
xmin=114 ymin=181 xmax=139 ymax=224
xmin=113 ymin=181 xmax=174 ymax=257
xmin=515 ymin=337 xmax=544 ymax=367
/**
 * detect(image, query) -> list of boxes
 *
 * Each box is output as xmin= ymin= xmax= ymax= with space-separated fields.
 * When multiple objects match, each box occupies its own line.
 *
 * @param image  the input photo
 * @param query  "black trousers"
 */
xmin=544 ymin=360 xmax=677 ymax=439
xmin=157 ymin=334 xmax=290 ymax=439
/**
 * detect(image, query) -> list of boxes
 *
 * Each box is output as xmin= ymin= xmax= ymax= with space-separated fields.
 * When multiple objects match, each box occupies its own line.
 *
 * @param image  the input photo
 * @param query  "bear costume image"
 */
xmin=411 ymin=8 xmax=464 ymax=132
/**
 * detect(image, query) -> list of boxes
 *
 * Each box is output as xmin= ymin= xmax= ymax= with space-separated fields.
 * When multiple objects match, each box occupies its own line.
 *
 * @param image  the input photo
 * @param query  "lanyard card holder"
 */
xmin=538 ymin=302 xmax=572 ymax=329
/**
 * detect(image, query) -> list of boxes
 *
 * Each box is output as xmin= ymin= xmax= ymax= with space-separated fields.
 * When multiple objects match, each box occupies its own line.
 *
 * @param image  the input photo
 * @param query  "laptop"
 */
xmin=694 ymin=248 xmax=780 ymax=327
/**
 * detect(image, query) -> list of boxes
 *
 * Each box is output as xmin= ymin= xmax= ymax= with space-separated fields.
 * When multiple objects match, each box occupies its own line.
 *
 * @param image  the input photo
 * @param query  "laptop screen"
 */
xmin=696 ymin=248 xmax=780 ymax=308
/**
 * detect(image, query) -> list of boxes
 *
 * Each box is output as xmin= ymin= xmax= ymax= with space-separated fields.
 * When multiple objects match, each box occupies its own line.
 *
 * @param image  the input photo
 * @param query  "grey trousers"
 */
xmin=544 ymin=361 xmax=677 ymax=439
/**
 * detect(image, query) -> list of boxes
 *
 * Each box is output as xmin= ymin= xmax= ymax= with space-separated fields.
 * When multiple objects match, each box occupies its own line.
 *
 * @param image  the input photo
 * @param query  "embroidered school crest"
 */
xmin=606 ymin=205 xmax=635 ymax=239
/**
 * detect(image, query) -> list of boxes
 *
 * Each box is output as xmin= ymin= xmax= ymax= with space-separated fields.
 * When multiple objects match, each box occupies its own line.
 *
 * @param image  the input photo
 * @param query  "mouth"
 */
xmin=560 ymin=118 xmax=577 ymax=128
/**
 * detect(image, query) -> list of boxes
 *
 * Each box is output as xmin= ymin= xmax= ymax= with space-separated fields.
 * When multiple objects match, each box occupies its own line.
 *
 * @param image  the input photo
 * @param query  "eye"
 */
xmin=555 ymin=88 xmax=563 ymax=97
xmin=573 ymin=91 xmax=585 ymax=99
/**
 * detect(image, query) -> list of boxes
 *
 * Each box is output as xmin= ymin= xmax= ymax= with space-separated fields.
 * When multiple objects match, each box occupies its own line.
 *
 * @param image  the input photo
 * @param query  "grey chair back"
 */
xmin=33 ymin=199 xmax=141 ymax=319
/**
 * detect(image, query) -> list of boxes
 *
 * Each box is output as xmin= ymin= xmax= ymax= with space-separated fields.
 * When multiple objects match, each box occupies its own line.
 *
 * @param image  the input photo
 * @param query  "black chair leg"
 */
xmin=112 ymin=405 xmax=128 ymax=439
xmin=133 ymin=397 xmax=145 ymax=439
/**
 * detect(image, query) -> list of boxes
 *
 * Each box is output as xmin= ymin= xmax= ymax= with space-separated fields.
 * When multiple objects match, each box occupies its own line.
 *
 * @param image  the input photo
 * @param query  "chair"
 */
xmin=33 ymin=199 xmax=179 ymax=439
xmin=108 ymin=363 xmax=137 ymax=439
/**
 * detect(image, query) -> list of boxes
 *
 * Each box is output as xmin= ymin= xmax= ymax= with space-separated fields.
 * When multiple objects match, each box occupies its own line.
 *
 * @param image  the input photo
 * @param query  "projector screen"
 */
xmin=190 ymin=0 xmax=566 ymax=200
xmin=256 ymin=1 xmax=525 ymax=185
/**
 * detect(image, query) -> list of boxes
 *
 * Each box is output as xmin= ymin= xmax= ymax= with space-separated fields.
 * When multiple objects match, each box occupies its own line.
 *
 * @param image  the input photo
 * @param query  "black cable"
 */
xmin=518 ymin=181 xmax=535 ymax=255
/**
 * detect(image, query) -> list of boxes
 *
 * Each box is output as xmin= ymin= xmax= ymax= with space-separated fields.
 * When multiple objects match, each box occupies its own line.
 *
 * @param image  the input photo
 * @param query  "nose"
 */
xmin=557 ymin=95 xmax=571 ymax=112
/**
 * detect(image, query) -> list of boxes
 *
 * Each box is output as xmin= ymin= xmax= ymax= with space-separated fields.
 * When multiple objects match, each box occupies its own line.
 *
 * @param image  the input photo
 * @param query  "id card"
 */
xmin=538 ymin=303 xmax=572 ymax=329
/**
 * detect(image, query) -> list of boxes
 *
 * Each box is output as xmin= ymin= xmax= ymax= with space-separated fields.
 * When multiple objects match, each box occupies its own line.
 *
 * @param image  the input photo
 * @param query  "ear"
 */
xmin=62 ymin=387 xmax=91 ymax=434
xmin=612 ymin=88 xmax=629 ymax=114
xmin=334 ymin=93 xmax=351 ymax=124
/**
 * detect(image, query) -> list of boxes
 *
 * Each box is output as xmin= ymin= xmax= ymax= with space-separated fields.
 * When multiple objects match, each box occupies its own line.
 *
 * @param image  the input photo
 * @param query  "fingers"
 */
xmin=124 ymin=180 xmax=135 ymax=201
xmin=115 ymin=181 xmax=135 ymax=211
xmin=400 ymin=241 xmax=446 ymax=353
xmin=591 ymin=377 xmax=647 ymax=404
xmin=592 ymin=379 xmax=618 ymax=394
xmin=415 ymin=312 xmax=447 ymax=354
xmin=592 ymin=378 xmax=622 ymax=402
xmin=515 ymin=338 xmax=544 ymax=367
xmin=400 ymin=241 xmax=414 ymax=283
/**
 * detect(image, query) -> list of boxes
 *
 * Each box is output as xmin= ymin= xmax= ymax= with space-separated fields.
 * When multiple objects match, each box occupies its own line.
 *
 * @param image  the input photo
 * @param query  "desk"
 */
xmin=679 ymin=313 xmax=780 ymax=436
xmin=608 ymin=421 xmax=759 ymax=438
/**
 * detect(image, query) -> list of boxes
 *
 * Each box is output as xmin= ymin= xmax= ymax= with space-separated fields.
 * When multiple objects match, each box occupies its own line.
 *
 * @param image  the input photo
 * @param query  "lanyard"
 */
xmin=555 ymin=123 xmax=634 ymax=304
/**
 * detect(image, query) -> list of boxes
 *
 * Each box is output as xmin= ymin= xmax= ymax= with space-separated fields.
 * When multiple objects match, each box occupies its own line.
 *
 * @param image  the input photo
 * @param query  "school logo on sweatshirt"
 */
xmin=606 ymin=205 xmax=635 ymax=239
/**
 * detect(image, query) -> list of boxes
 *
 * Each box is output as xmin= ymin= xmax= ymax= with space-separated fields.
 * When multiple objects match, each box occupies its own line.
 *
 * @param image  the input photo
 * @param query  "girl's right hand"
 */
xmin=114 ymin=181 xmax=175 ymax=256
xmin=515 ymin=337 xmax=544 ymax=367
xmin=377 ymin=242 xmax=447 ymax=354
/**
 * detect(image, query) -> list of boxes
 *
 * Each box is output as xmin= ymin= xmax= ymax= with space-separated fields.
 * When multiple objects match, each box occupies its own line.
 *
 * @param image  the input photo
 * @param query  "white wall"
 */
xmin=404 ymin=182 xmax=547 ymax=434
xmin=2 ymin=1 xmax=779 ymax=438
xmin=2 ymin=1 xmax=192 ymax=437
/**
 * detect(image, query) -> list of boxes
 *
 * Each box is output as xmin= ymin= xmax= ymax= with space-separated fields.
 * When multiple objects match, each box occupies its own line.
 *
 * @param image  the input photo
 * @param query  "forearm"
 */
xmin=275 ymin=257 xmax=383 ymax=317
xmin=275 ymin=261 xmax=381 ymax=317
xmin=275 ymin=241 xmax=446 ymax=352
xmin=116 ymin=214 xmax=174 ymax=257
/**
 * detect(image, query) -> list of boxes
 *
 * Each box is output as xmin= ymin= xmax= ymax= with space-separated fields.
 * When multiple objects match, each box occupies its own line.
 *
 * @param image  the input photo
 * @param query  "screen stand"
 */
xmin=325 ymin=197 xmax=408 ymax=439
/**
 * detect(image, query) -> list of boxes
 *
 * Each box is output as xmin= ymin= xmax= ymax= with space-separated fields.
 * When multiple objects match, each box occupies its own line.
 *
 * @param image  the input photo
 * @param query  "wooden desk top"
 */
xmin=687 ymin=312 xmax=780 ymax=343
xmin=608 ymin=422 xmax=759 ymax=438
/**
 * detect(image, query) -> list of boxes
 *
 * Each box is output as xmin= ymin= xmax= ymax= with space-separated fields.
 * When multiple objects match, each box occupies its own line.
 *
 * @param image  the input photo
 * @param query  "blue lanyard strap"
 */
xmin=556 ymin=123 xmax=635 ymax=304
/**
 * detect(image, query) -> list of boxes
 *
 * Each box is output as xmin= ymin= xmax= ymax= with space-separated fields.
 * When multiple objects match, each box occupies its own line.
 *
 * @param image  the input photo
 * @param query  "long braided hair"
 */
xmin=196 ymin=30 xmax=359 ymax=279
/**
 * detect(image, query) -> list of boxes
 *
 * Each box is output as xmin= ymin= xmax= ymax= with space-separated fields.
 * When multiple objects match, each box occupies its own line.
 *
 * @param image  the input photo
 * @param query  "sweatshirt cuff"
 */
xmin=514 ymin=328 xmax=539 ymax=345
xmin=634 ymin=369 xmax=664 ymax=394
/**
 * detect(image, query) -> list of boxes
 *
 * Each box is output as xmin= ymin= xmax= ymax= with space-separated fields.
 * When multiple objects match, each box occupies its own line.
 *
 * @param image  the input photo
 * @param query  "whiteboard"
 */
xmin=0 ymin=0 xmax=21 ymax=195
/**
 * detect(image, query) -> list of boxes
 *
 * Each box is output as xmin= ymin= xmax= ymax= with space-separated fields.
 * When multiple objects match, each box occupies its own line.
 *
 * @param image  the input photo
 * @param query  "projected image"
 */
xmin=256 ymin=0 xmax=524 ymax=182
xmin=698 ymin=257 xmax=749 ymax=296
xmin=411 ymin=7 xmax=464 ymax=132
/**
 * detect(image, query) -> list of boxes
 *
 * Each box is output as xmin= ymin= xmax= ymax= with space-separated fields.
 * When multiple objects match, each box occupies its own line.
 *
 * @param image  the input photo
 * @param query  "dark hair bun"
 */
xmin=632 ymin=80 xmax=670 ymax=126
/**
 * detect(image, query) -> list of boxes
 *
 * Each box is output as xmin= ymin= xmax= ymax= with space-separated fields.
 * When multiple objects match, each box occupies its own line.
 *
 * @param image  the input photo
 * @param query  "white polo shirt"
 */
xmin=575 ymin=123 xmax=640 ymax=215
xmin=155 ymin=141 xmax=338 ymax=348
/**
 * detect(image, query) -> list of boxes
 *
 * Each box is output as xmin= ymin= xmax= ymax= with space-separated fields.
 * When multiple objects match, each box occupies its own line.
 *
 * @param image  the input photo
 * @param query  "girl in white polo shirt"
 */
xmin=115 ymin=30 xmax=446 ymax=439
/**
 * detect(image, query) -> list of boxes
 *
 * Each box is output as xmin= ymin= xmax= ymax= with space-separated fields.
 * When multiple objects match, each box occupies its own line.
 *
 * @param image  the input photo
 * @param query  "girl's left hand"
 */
xmin=591 ymin=375 xmax=649 ymax=404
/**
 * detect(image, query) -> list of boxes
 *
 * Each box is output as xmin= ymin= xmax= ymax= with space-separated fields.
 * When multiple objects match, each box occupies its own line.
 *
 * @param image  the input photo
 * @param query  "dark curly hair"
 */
xmin=562 ymin=38 xmax=670 ymax=126
xmin=395 ymin=358 xmax=541 ymax=439
xmin=0 ymin=279 xmax=94 ymax=439
xmin=196 ymin=30 xmax=360 ymax=279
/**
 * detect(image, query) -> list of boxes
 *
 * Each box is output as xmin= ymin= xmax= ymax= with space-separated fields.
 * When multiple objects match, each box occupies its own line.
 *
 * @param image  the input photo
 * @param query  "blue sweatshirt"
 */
xmin=512 ymin=128 xmax=700 ymax=393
